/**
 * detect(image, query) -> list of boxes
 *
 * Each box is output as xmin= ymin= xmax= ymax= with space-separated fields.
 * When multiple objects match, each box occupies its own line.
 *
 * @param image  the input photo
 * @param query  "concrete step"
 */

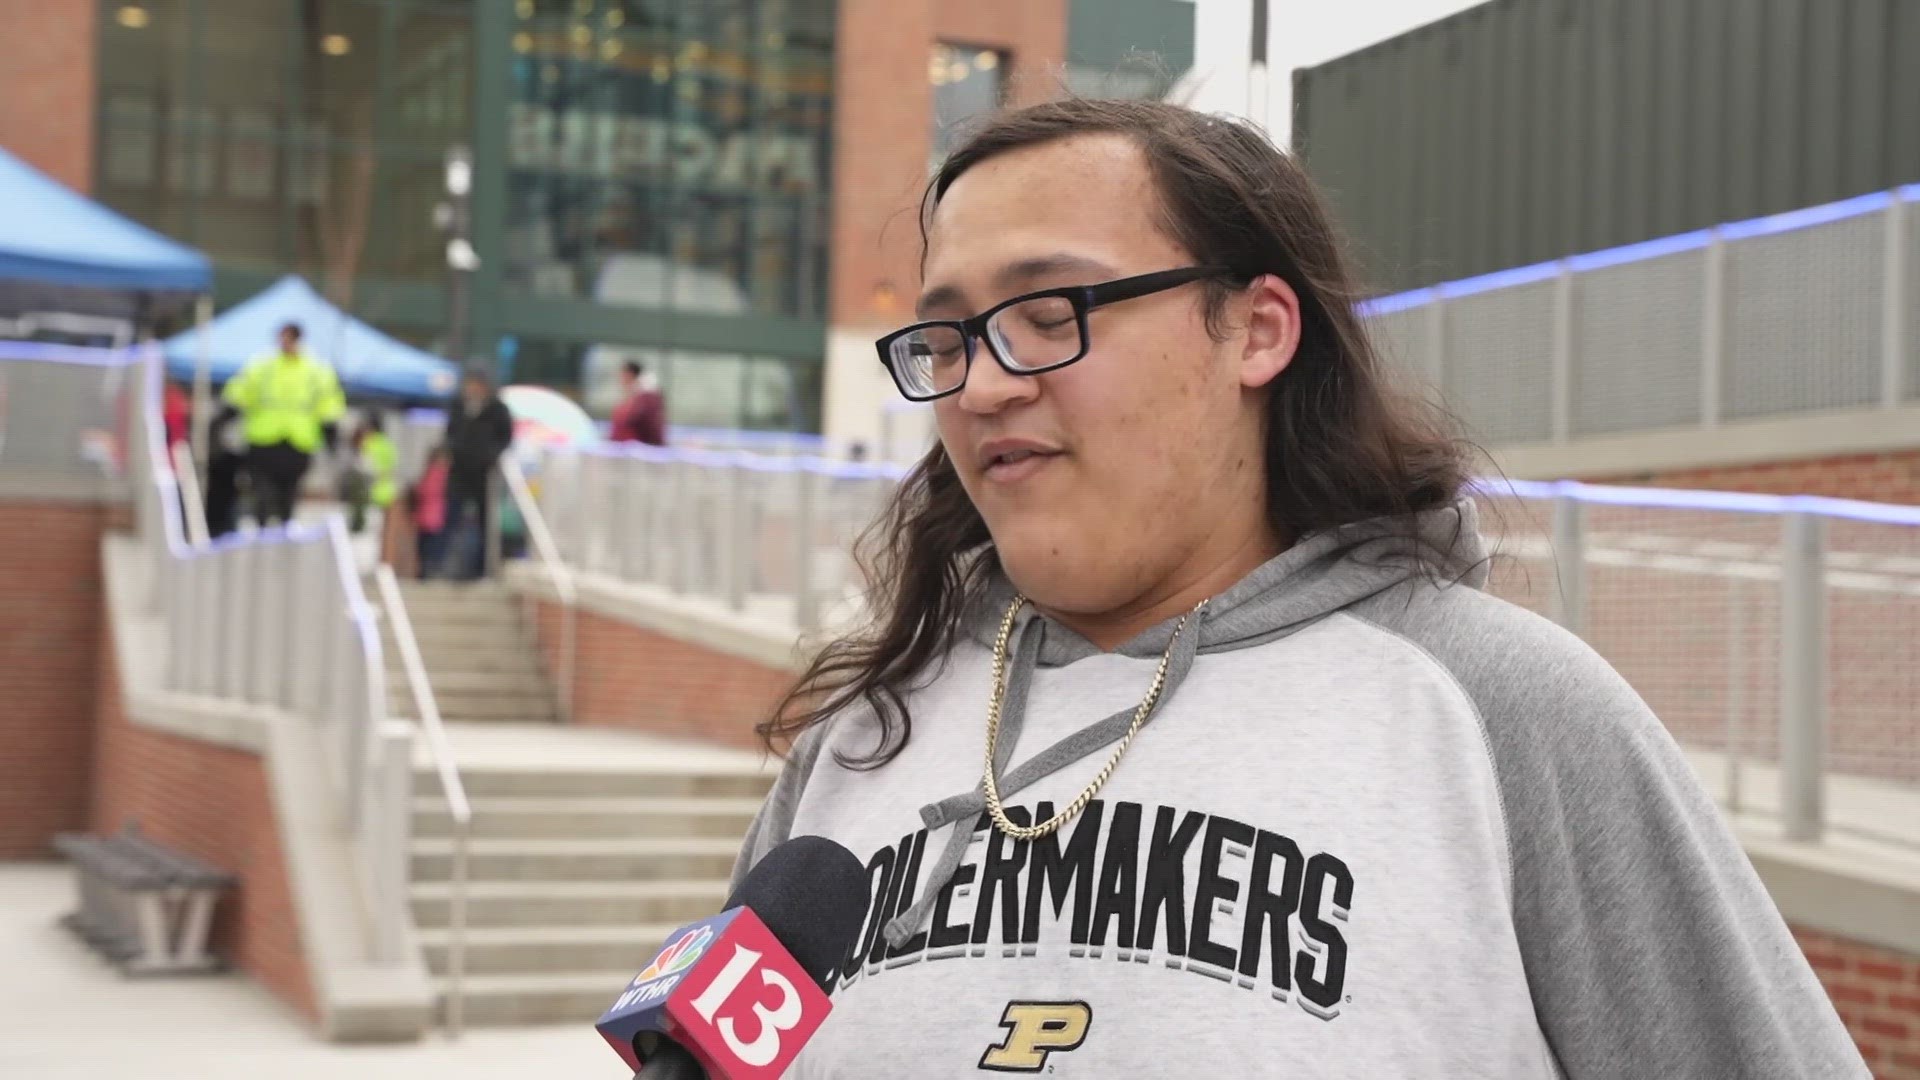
xmin=392 ymin=689 xmax=558 ymax=722
xmin=413 ymin=837 xmax=743 ymax=882
xmin=386 ymin=668 xmax=551 ymax=695
xmin=423 ymin=767 xmax=773 ymax=800
xmin=394 ymin=580 xmax=513 ymax=603
xmin=413 ymin=796 xmax=763 ymax=841
xmin=386 ymin=642 xmax=542 ymax=676
xmin=412 ymin=879 xmax=729 ymax=929
xmin=436 ymin=971 xmax=637 ymax=1026
xmin=390 ymin=681 xmax=553 ymax=708
xmin=384 ymin=618 xmax=529 ymax=641
xmin=420 ymin=924 xmax=684 ymax=977
xmin=395 ymin=709 xmax=560 ymax=727
xmin=395 ymin=599 xmax=523 ymax=625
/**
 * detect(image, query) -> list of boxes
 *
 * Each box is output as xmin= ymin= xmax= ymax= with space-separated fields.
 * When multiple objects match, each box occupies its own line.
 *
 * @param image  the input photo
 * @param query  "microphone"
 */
xmin=597 ymin=836 xmax=868 ymax=1079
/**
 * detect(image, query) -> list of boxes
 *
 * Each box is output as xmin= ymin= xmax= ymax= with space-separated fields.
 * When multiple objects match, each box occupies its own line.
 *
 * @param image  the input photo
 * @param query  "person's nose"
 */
xmin=954 ymin=338 xmax=1039 ymax=415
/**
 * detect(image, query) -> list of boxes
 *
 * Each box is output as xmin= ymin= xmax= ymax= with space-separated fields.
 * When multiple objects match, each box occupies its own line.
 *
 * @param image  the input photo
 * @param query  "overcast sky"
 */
xmin=1176 ymin=0 xmax=1489 ymax=146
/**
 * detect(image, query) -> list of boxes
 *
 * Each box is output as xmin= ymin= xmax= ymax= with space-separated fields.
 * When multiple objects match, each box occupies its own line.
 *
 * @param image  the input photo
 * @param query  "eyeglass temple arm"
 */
xmin=1082 ymin=266 xmax=1232 ymax=308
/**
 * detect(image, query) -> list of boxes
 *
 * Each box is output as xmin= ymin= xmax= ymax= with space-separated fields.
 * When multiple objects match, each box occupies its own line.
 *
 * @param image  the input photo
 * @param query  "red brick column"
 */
xmin=0 ymin=0 xmax=99 ymax=192
xmin=88 ymin=623 xmax=317 ymax=1021
xmin=0 ymin=500 xmax=110 ymax=856
xmin=532 ymin=600 xmax=795 ymax=751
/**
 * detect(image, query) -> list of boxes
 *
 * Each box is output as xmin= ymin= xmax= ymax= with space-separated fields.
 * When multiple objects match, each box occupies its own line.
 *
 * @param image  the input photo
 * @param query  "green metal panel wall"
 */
xmin=1294 ymin=0 xmax=1920 ymax=296
xmin=1067 ymin=0 xmax=1193 ymax=73
xmin=1063 ymin=0 xmax=1194 ymax=98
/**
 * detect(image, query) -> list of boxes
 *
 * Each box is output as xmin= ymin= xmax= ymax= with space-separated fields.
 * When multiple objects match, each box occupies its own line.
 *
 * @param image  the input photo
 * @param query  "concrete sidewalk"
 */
xmin=0 ymin=863 xmax=621 ymax=1079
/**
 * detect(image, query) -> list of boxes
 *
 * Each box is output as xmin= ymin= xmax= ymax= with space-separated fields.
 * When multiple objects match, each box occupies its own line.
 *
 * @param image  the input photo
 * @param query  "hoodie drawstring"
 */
xmin=883 ymin=606 xmax=1207 ymax=948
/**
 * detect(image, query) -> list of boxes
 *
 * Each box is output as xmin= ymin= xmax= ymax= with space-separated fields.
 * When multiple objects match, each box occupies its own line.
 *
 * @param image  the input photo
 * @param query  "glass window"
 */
xmin=101 ymin=92 xmax=158 ymax=189
xmin=511 ymin=336 xmax=819 ymax=433
xmin=930 ymin=42 xmax=1006 ymax=168
xmin=223 ymin=108 xmax=277 ymax=200
xmin=93 ymin=0 xmax=476 ymax=290
xmin=503 ymin=0 xmax=833 ymax=320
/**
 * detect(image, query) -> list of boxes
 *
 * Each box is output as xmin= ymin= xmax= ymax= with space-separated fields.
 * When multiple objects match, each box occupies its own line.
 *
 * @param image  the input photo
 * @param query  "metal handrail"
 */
xmin=500 ymin=454 xmax=577 ymax=720
xmin=373 ymin=564 xmax=471 ymax=1037
xmin=169 ymin=440 xmax=210 ymax=548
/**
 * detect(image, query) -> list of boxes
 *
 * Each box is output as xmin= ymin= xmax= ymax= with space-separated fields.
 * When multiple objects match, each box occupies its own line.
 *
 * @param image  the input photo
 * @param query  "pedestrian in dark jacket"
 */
xmin=437 ymin=368 xmax=514 ymax=580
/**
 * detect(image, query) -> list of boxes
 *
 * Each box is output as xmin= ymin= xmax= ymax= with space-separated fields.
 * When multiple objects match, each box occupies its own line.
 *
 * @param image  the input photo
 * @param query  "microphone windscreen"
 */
xmin=726 ymin=835 xmax=868 ymax=991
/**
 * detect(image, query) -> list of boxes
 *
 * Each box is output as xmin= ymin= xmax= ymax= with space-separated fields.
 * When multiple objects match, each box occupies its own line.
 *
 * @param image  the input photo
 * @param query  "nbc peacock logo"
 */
xmin=635 ymin=925 xmax=716 ymax=984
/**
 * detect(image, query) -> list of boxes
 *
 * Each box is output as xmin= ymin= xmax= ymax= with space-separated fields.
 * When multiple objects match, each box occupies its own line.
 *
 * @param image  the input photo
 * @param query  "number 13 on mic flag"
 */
xmin=597 ymin=907 xmax=833 ymax=1078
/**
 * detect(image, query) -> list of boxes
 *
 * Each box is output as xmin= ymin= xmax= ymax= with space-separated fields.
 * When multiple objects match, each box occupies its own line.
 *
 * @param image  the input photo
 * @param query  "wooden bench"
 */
xmin=53 ymin=824 xmax=236 ymax=976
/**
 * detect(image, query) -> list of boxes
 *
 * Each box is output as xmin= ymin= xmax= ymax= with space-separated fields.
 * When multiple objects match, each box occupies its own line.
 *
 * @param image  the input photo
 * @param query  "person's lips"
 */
xmin=977 ymin=438 xmax=1065 ymax=484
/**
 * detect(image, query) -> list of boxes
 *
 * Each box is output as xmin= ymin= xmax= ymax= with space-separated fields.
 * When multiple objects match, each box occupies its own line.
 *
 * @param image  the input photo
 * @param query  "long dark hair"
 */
xmin=762 ymin=99 xmax=1470 ymax=767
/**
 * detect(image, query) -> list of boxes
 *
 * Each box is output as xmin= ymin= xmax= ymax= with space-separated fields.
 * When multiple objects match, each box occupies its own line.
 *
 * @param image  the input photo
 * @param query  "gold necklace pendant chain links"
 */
xmin=981 ymin=595 xmax=1207 ymax=842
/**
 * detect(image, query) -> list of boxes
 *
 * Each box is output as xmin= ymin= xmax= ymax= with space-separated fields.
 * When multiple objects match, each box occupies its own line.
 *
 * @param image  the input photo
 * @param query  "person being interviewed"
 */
xmin=729 ymin=99 xmax=1864 ymax=1078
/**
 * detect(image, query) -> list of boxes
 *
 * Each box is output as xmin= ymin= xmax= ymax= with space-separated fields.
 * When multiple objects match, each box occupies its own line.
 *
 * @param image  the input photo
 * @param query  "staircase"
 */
xmin=381 ymin=580 xmax=558 ymax=725
xmin=410 ymin=731 xmax=776 ymax=1026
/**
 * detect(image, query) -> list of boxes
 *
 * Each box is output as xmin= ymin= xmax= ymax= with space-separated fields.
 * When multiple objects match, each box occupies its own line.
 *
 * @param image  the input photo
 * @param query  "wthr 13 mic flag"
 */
xmin=597 ymin=902 xmax=832 ymax=1077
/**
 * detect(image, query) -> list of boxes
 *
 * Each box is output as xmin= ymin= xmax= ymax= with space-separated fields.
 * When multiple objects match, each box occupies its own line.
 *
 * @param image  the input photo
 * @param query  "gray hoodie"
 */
xmin=732 ymin=501 xmax=1866 ymax=1078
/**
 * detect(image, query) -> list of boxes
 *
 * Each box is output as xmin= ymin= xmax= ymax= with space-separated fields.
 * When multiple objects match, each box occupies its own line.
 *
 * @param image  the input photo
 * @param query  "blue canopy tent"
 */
xmin=0 ymin=148 xmax=210 ymax=292
xmin=164 ymin=276 xmax=459 ymax=401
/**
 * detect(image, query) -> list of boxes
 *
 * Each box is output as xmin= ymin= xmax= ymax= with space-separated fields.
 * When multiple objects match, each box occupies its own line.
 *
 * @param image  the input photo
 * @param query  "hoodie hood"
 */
xmin=968 ymin=497 xmax=1490 ymax=666
xmin=881 ymin=499 xmax=1489 ymax=948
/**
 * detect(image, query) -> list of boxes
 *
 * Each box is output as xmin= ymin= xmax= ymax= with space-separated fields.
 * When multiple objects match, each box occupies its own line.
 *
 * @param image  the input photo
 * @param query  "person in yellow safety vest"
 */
xmin=341 ymin=408 xmax=399 ymax=535
xmin=222 ymin=321 xmax=345 ymax=527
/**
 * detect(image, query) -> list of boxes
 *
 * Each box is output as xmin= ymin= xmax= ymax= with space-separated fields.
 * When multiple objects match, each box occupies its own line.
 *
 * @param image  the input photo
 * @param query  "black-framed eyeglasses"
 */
xmin=874 ymin=265 xmax=1231 ymax=401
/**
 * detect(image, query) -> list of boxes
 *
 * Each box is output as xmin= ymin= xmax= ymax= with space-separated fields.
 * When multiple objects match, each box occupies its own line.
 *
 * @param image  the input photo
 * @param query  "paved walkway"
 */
xmin=0 ymin=863 xmax=619 ymax=1079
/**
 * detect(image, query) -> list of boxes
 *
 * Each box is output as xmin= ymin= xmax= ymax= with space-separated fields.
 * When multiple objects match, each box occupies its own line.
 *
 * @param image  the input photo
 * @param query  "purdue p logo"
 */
xmin=978 ymin=1001 xmax=1092 ymax=1072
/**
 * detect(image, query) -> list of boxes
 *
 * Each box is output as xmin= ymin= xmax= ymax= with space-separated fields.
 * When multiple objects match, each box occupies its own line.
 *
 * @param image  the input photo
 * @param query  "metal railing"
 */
xmin=0 ymin=340 xmax=138 ymax=481
xmin=1474 ymin=478 xmax=1920 ymax=849
xmin=532 ymin=443 xmax=1918 ymax=849
xmin=535 ymin=444 xmax=902 ymax=633
xmin=116 ymin=345 xmax=418 ymax=965
xmin=1361 ymin=184 xmax=1920 ymax=447
xmin=500 ymin=453 xmax=576 ymax=718
xmin=373 ymin=565 xmax=470 ymax=1035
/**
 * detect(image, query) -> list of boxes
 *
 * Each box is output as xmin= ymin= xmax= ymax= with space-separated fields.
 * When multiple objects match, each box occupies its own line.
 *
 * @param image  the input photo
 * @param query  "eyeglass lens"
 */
xmin=889 ymin=295 xmax=1084 ymax=398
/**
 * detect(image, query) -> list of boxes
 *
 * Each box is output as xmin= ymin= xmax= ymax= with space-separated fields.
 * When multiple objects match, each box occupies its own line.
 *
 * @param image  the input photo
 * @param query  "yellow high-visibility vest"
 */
xmin=362 ymin=430 xmax=398 ymax=507
xmin=222 ymin=351 xmax=346 ymax=454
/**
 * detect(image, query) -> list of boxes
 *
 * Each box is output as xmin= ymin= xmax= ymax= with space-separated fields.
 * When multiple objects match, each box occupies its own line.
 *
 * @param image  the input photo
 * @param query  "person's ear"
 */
xmin=1238 ymin=274 xmax=1301 ymax=390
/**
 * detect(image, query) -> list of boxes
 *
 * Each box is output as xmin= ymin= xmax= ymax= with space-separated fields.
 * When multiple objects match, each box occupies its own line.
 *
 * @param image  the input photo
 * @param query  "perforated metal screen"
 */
xmin=1441 ymin=282 xmax=1556 ymax=445
xmin=1570 ymin=250 xmax=1706 ymax=436
xmin=1722 ymin=213 xmax=1884 ymax=420
xmin=1362 ymin=195 xmax=1914 ymax=445
xmin=1907 ymin=205 xmax=1920 ymax=401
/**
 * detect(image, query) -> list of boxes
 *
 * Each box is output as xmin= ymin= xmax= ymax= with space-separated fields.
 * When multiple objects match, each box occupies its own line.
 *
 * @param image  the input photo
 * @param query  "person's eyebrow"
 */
xmin=994 ymin=253 xmax=1116 ymax=291
xmin=916 ymin=282 xmax=966 ymax=320
xmin=916 ymin=253 xmax=1117 ymax=319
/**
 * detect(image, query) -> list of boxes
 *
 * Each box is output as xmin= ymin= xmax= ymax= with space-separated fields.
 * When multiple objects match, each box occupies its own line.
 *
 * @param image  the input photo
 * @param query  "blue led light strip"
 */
xmin=0 ymin=341 xmax=143 ymax=366
xmin=1360 ymin=186 xmax=1910 ymax=314
xmin=1470 ymin=477 xmax=1920 ymax=525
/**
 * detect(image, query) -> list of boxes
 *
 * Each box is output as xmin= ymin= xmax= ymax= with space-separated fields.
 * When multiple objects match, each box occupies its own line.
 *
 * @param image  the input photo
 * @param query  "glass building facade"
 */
xmin=91 ymin=0 xmax=833 ymax=429
xmin=87 ymin=0 xmax=1187 ymax=431
xmin=95 ymin=0 xmax=474 ymax=345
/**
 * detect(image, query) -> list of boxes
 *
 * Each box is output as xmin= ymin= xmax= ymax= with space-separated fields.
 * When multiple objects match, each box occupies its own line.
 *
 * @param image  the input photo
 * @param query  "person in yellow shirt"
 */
xmin=340 ymin=408 xmax=399 ymax=535
xmin=222 ymin=321 xmax=346 ymax=526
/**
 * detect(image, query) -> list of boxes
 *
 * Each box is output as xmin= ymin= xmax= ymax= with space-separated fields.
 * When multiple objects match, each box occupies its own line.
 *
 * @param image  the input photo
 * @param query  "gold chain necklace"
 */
xmin=982 ymin=595 xmax=1207 ymax=841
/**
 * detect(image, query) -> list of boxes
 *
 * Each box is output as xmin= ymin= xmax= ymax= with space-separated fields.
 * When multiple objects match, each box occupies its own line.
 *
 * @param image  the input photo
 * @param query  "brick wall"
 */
xmin=0 ymin=0 xmax=97 ymax=192
xmin=532 ymin=599 xmax=796 ymax=750
xmin=88 ymin=621 xmax=317 ymax=1021
xmin=1610 ymin=449 xmax=1920 ymax=505
xmin=1796 ymin=926 xmax=1920 ymax=1078
xmin=0 ymin=501 xmax=109 ymax=856
xmin=828 ymin=0 xmax=1069 ymax=331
